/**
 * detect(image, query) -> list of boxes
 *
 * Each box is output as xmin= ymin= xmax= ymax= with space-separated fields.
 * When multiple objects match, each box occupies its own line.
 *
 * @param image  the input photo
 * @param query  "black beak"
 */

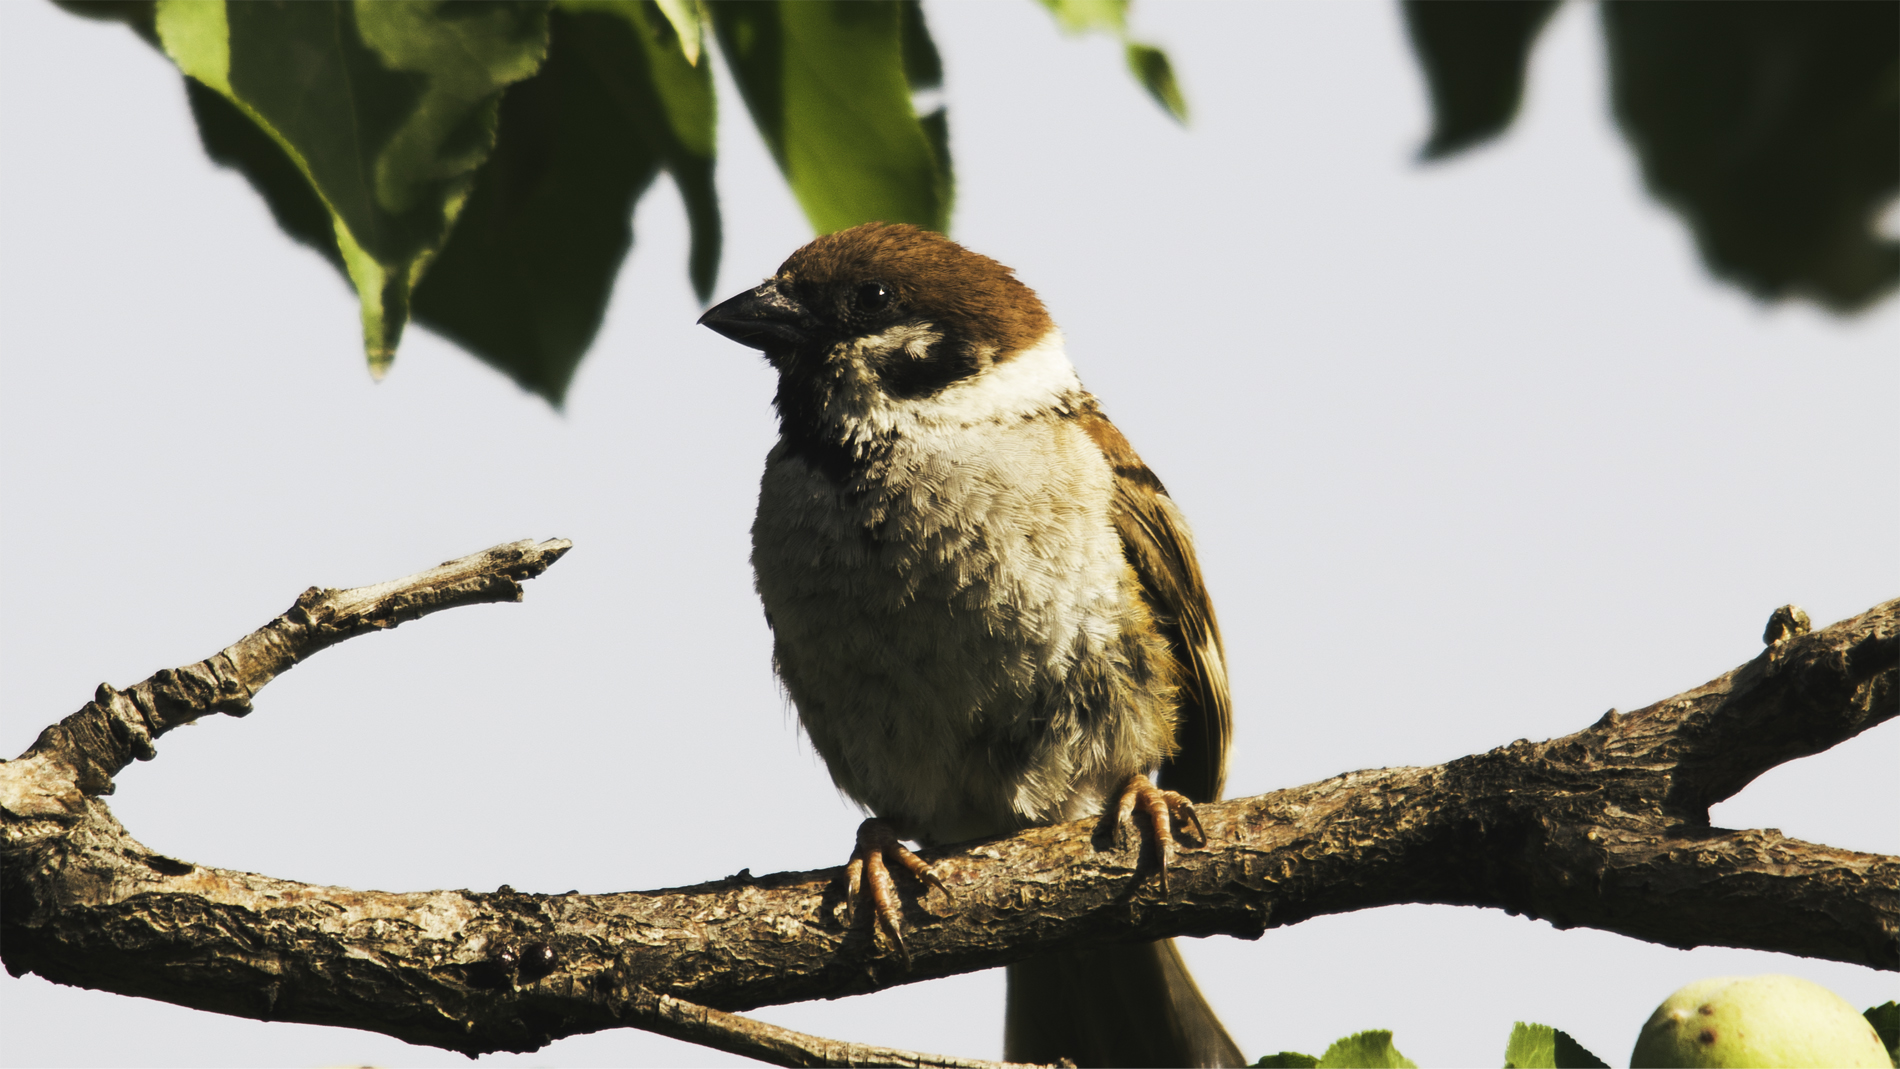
xmin=699 ymin=280 xmax=814 ymax=352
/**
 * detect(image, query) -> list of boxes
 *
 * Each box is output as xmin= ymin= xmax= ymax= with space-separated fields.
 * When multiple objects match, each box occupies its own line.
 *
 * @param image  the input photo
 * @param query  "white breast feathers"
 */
xmin=750 ymin=339 xmax=1180 ymax=844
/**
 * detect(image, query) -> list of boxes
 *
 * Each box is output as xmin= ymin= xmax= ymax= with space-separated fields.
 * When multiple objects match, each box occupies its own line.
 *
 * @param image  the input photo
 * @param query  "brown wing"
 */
xmin=1076 ymin=402 xmax=1232 ymax=803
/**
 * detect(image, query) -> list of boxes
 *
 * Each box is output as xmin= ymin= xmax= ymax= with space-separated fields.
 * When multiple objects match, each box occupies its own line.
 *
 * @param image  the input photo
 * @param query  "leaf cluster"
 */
xmin=51 ymin=1 xmax=1896 ymax=410
xmin=54 ymin=0 xmax=1178 ymax=404
xmin=1254 ymin=1022 xmax=1601 ymax=1069
xmin=1254 ymin=1009 xmax=1900 ymax=1069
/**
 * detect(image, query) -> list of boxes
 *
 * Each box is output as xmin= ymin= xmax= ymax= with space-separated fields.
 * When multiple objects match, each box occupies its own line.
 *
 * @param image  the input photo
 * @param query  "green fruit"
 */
xmin=1630 ymin=975 xmax=1890 ymax=1068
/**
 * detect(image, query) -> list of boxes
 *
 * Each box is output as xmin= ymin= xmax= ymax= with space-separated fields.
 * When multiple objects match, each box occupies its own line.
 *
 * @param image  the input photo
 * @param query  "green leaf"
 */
xmin=900 ymin=0 xmax=951 ymax=211
xmin=1601 ymin=0 xmax=1899 ymax=311
xmin=1504 ymin=1022 xmax=1610 ymax=1069
xmin=1504 ymin=1022 xmax=1557 ymax=1069
xmin=1254 ymin=1053 xmax=1321 ymax=1068
xmin=1035 ymin=0 xmax=1187 ymax=123
xmin=1316 ymin=1030 xmax=1418 ymax=1069
xmin=652 ymin=0 xmax=702 ymax=66
xmin=74 ymin=5 xmax=350 ymax=289
xmin=183 ymin=79 xmax=345 ymax=273
xmin=1037 ymin=0 xmax=1128 ymax=36
xmin=1125 ymin=41 xmax=1186 ymax=122
xmin=1865 ymin=1002 xmax=1899 ymax=1068
xmin=1550 ymin=1027 xmax=1610 ymax=1069
xmin=898 ymin=0 xmax=942 ymax=91
xmin=412 ymin=1 xmax=721 ymax=403
xmin=76 ymin=0 xmax=719 ymax=402
xmin=154 ymin=0 xmax=550 ymax=375
xmin=49 ymin=0 xmax=159 ymax=46
xmin=1401 ymin=0 xmax=1561 ymax=159
xmin=711 ymin=0 xmax=950 ymax=235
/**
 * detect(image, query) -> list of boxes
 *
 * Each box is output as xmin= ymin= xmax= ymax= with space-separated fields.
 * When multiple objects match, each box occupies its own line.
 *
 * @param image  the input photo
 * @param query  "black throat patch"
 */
xmin=771 ymin=326 xmax=989 ymax=483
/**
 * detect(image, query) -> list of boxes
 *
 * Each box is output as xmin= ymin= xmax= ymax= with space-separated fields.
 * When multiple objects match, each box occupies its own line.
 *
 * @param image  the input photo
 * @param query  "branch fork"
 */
xmin=2 ymin=542 xmax=1892 ymax=1066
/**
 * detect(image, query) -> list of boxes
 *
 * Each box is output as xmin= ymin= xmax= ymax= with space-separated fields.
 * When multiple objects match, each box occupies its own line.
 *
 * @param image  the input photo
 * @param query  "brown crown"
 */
xmin=779 ymin=223 xmax=1055 ymax=356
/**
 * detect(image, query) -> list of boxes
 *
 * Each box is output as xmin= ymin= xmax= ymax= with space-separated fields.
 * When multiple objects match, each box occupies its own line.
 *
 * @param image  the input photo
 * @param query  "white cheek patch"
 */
xmin=841 ymin=322 xmax=944 ymax=363
xmin=821 ymin=329 xmax=1080 ymax=445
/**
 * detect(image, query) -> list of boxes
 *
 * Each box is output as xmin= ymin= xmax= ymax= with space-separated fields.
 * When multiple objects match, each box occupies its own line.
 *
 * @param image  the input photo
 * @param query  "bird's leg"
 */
xmin=844 ymin=818 xmax=949 ymax=964
xmin=1109 ymin=772 xmax=1207 ymax=894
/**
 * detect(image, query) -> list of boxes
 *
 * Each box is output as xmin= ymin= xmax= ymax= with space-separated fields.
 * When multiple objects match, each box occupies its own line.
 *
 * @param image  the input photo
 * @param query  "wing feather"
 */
xmin=1075 ymin=402 xmax=1232 ymax=803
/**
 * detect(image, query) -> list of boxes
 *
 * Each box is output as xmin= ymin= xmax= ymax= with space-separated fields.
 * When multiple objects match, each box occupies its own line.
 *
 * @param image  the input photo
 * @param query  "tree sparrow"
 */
xmin=701 ymin=222 xmax=1242 ymax=1068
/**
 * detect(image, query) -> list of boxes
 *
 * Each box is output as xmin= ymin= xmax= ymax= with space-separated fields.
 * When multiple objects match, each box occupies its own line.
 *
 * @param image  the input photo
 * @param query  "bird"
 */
xmin=699 ymin=221 xmax=1242 ymax=1068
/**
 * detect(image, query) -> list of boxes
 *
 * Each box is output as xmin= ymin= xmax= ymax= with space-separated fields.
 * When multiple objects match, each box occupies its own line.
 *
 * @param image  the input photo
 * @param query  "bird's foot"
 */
xmin=1106 ymin=772 xmax=1206 ymax=893
xmin=844 ymin=818 xmax=949 ymax=964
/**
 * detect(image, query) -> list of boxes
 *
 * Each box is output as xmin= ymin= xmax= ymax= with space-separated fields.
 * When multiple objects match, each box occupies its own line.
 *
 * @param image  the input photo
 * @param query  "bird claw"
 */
xmin=844 ymin=818 xmax=949 ymax=964
xmin=1109 ymin=773 xmax=1206 ymax=894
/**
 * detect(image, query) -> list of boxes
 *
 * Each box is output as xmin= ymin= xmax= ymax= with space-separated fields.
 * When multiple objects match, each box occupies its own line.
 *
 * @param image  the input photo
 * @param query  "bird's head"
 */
xmin=700 ymin=224 xmax=1068 ymax=446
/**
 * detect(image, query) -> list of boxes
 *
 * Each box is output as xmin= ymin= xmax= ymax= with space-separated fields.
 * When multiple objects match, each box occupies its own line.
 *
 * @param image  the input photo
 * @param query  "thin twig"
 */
xmin=617 ymin=986 xmax=1048 ymax=1068
xmin=3 ymin=537 xmax=572 ymax=818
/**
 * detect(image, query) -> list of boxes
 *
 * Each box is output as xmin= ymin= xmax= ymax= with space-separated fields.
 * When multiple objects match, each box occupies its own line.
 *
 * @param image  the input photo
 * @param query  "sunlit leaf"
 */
xmin=1601 ymin=0 xmax=1899 ymax=311
xmin=1504 ymin=1022 xmax=1610 ymax=1069
xmin=412 ymin=1 xmax=720 ymax=403
xmin=653 ymin=0 xmax=702 ymax=66
xmin=1504 ymin=1022 xmax=1558 ymax=1069
xmin=1402 ymin=0 xmax=1560 ymax=159
xmin=154 ymin=0 xmax=549 ymax=375
xmin=1038 ymin=0 xmax=1127 ymax=36
xmin=1316 ymin=1030 xmax=1417 ymax=1069
xmin=711 ymin=0 xmax=949 ymax=235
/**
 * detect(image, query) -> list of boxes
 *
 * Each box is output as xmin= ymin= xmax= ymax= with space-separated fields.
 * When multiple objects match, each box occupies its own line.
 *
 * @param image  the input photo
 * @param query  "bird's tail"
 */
xmin=1003 ymin=937 xmax=1244 ymax=1067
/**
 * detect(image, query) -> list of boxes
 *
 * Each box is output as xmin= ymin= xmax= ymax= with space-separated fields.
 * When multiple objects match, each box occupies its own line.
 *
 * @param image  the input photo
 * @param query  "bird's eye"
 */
xmin=855 ymin=281 xmax=891 ymax=312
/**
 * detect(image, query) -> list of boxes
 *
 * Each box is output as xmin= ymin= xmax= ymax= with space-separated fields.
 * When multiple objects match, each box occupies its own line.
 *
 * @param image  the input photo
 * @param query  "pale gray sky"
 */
xmin=2 ymin=1 xmax=1894 ymax=1066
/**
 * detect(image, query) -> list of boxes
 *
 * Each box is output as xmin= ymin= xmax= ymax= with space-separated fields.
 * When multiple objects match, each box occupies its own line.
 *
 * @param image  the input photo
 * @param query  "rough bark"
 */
xmin=2 ymin=541 xmax=1893 ymax=1063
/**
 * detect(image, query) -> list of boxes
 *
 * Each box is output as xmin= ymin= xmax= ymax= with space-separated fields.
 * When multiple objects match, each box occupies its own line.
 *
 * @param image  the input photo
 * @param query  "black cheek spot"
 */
xmin=877 ymin=339 xmax=982 ymax=401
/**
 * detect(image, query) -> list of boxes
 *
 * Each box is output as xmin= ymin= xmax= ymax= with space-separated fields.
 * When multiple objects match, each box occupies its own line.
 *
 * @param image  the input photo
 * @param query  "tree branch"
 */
xmin=0 ymin=537 xmax=573 ymax=818
xmin=3 ymin=549 xmax=1892 ymax=1063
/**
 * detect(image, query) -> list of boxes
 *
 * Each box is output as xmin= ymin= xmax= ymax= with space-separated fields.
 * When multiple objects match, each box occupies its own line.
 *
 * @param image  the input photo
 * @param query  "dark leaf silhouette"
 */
xmin=1404 ymin=0 xmax=1560 ymax=158
xmin=1407 ymin=0 xmax=1898 ymax=312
